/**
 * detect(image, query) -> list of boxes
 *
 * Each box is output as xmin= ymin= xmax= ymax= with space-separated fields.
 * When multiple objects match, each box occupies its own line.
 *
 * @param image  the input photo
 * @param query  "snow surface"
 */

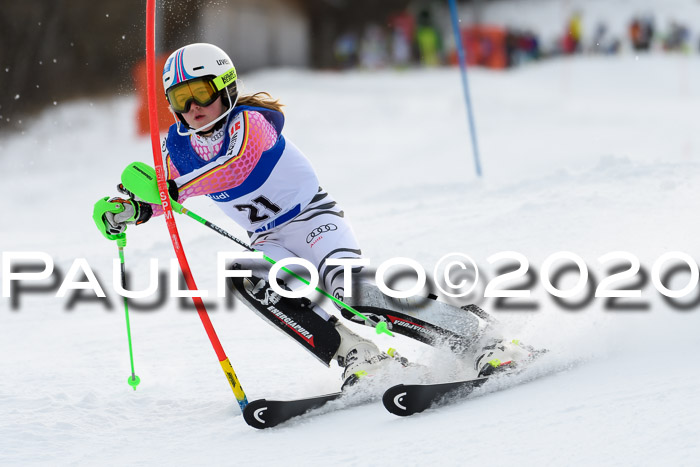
xmin=2 ymin=53 xmax=700 ymax=465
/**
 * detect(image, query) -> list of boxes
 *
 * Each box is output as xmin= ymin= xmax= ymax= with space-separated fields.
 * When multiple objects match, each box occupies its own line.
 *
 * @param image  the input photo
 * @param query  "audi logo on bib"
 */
xmin=306 ymin=223 xmax=337 ymax=243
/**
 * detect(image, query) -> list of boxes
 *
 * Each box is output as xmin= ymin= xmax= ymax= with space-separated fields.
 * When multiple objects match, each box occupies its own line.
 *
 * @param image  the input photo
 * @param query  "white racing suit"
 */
xmin=160 ymin=104 xmax=482 ymax=363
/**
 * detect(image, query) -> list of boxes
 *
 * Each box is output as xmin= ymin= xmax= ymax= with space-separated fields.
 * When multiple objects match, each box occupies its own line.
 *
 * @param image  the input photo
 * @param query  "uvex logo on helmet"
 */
xmin=216 ymin=59 xmax=230 ymax=66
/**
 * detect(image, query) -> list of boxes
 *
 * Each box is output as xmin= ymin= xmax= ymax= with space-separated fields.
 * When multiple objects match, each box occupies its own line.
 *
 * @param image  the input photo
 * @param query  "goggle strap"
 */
xmin=212 ymin=67 xmax=237 ymax=91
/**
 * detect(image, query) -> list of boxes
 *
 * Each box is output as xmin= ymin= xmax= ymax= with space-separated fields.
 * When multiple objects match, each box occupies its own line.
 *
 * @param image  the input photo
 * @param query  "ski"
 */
xmin=382 ymin=377 xmax=489 ymax=416
xmin=382 ymin=348 xmax=564 ymax=417
xmin=243 ymin=392 xmax=343 ymax=429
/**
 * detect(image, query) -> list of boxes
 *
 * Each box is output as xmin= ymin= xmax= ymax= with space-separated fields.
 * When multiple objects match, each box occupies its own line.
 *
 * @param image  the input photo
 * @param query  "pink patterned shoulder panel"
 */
xmin=151 ymin=110 xmax=278 ymax=216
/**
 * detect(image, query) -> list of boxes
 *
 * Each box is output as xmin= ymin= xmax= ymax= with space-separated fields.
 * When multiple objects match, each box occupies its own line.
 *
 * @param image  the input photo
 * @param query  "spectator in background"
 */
xmin=563 ymin=11 xmax=583 ymax=54
xmin=391 ymin=26 xmax=412 ymax=68
xmin=591 ymin=22 xmax=620 ymax=55
xmin=506 ymin=29 xmax=540 ymax=66
xmin=642 ymin=16 xmax=655 ymax=49
xmin=663 ymin=21 xmax=690 ymax=52
xmin=630 ymin=15 xmax=654 ymax=51
xmin=629 ymin=18 xmax=641 ymax=50
xmin=508 ymin=29 xmax=526 ymax=65
xmin=591 ymin=22 xmax=607 ymax=53
xmin=359 ymin=24 xmax=388 ymax=69
xmin=389 ymin=10 xmax=416 ymax=68
xmin=416 ymin=9 xmax=443 ymax=67
xmin=521 ymin=30 xmax=540 ymax=62
xmin=334 ymin=31 xmax=359 ymax=70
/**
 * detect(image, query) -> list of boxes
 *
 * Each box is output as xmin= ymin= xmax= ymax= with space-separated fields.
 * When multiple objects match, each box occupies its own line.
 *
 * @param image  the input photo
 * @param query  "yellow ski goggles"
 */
xmin=166 ymin=77 xmax=220 ymax=113
xmin=166 ymin=67 xmax=237 ymax=113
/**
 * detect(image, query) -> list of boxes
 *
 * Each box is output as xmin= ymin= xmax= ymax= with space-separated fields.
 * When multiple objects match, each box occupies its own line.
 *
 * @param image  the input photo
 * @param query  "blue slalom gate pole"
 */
xmin=447 ymin=0 xmax=483 ymax=177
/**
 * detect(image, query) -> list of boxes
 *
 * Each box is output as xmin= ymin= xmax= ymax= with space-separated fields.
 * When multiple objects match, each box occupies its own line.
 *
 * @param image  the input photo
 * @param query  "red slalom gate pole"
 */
xmin=144 ymin=0 xmax=248 ymax=412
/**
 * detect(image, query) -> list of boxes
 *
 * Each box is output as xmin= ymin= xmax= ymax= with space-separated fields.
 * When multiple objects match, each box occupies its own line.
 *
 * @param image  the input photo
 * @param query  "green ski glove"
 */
xmin=93 ymin=196 xmax=153 ymax=240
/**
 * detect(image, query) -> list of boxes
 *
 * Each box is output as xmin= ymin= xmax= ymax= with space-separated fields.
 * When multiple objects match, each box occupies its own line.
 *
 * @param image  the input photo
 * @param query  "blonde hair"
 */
xmin=236 ymin=91 xmax=284 ymax=113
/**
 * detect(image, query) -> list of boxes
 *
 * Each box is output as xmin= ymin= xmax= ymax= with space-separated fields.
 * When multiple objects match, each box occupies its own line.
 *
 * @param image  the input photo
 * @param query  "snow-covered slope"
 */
xmin=2 ymin=53 xmax=700 ymax=465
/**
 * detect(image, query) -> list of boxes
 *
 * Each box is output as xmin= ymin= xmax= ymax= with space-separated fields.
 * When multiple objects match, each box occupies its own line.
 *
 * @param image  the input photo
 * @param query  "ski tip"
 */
xmin=243 ymin=399 xmax=275 ymax=429
xmin=242 ymin=393 xmax=342 ymax=429
xmin=382 ymin=384 xmax=415 ymax=417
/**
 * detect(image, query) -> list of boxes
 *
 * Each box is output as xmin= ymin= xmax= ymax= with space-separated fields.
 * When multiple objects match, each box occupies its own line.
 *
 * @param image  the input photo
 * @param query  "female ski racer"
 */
xmin=94 ymin=43 xmax=530 ymax=387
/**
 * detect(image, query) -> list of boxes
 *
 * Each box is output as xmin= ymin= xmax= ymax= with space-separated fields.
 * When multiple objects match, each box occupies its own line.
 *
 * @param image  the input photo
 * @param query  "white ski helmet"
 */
xmin=162 ymin=43 xmax=238 ymax=135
